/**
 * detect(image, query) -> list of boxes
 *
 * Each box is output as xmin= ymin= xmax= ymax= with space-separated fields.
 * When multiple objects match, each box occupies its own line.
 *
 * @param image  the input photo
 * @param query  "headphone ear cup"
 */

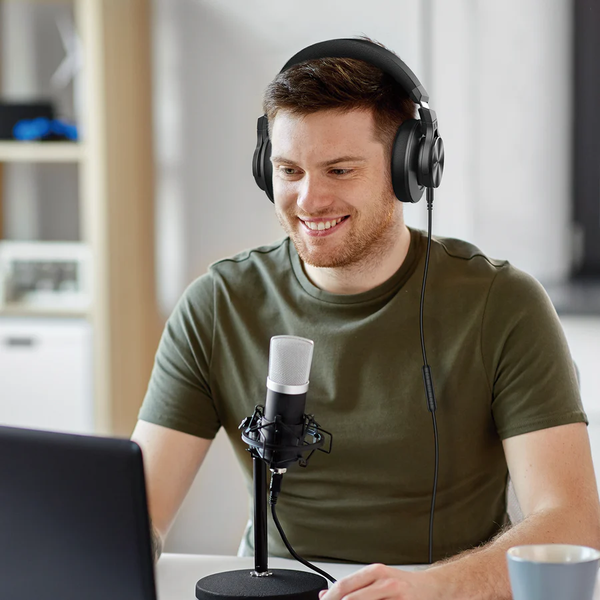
xmin=391 ymin=119 xmax=425 ymax=203
xmin=252 ymin=116 xmax=275 ymax=203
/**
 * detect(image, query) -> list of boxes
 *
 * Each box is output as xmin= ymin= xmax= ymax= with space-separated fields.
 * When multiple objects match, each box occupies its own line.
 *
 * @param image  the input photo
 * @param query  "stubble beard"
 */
xmin=276 ymin=192 xmax=401 ymax=272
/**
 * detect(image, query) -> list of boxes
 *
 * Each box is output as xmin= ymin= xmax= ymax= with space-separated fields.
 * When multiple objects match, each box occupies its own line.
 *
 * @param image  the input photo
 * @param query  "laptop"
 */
xmin=0 ymin=424 xmax=157 ymax=600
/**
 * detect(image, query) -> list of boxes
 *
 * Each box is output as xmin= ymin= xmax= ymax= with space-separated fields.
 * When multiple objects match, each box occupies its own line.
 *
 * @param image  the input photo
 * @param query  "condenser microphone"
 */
xmin=223 ymin=334 xmax=334 ymax=598
xmin=260 ymin=335 xmax=314 ymax=468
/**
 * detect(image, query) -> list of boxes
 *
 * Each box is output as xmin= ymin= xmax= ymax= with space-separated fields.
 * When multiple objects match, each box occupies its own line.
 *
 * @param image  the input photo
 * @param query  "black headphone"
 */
xmin=252 ymin=38 xmax=445 ymax=204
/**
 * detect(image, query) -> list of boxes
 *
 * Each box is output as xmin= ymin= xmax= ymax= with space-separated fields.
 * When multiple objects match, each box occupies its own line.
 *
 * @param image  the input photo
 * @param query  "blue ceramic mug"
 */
xmin=507 ymin=544 xmax=600 ymax=600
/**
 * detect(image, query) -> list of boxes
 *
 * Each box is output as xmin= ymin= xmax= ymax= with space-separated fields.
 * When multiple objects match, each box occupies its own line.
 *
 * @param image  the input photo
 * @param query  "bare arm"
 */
xmin=425 ymin=422 xmax=600 ymax=598
xmin=320 ymin=422 xmax=600 ymax=600
xmin=132 ymin=420 xmax=212 ymax=562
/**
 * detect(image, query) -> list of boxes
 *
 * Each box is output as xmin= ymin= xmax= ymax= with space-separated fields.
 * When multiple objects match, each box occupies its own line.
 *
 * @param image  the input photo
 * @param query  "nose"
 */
xmin=296 ymin=174 xmax=333 ymax=214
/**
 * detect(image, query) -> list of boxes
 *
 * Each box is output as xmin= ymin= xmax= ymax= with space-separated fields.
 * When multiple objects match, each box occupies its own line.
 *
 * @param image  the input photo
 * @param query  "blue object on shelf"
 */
xmin=50 ymin=119 xmax=78 ymax=141
xmin=0 ymin=101 xmax=55 ymax=139
xmin=13 ymin=117 xmax=79 ymax=141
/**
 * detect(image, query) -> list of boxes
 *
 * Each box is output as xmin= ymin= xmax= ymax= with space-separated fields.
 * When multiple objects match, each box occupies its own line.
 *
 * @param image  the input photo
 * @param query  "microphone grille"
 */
xmin=268 ymin=335 xmax=314 ymax=386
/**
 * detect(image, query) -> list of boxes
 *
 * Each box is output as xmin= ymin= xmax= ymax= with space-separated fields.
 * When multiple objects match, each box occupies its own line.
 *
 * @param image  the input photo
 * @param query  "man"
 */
xmin=132 ymin=38 xmax=600 ymax=599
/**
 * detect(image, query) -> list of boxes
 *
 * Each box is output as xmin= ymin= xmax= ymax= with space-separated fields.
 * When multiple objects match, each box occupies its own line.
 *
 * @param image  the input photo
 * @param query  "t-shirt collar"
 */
xmin=288 ymin=227 xmax=423 ymax=305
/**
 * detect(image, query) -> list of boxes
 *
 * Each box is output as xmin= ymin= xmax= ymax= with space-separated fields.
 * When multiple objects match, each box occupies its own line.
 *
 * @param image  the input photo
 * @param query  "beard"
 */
xmin=275 ymin=190 xmax=400 ymax=270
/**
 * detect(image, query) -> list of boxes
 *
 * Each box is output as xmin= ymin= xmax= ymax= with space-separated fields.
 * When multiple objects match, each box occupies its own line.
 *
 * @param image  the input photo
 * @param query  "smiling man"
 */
xmin=132 ymin=38 xmax=600 ymax=600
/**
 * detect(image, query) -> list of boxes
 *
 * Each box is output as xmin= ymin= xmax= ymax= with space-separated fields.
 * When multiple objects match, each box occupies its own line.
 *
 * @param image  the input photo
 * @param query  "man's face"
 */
xmin=270 ymin=108 xmax=400 ymax=269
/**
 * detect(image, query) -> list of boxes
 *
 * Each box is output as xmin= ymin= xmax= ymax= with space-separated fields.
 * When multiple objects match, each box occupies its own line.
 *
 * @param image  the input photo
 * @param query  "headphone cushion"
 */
xmin=261 ymin=138 xmax=273 ymax=202
xmin=391 ymin=118 xmax=424 ymax=203
xmin=252 ymin=116 xmax=275 ymax=202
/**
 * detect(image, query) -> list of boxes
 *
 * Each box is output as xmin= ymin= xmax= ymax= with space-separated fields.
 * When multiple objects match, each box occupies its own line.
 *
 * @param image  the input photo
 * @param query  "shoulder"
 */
xmin=208 ymin=238 xmax=290 ymax=280
xmin=410 ymin=229 xmax=553 ymax=319
xmin=431 ymin=232 xmax=507 ymax=271
xmin=413 ymin=229 xmax=508 ymax=295
xmin=177 ymin=238 xmax=291 ymax=309
xmin=419 ymin=230 xmax=542 ymax=295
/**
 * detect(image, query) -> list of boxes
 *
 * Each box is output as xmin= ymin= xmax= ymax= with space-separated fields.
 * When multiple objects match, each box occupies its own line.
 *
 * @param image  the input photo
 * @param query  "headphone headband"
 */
xmin=280 ymin=38 xmax=429 ymax=105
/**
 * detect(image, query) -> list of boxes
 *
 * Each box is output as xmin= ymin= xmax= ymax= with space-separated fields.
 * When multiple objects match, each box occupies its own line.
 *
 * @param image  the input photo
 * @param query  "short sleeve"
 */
xmin=138 ymin=273 xmax=221 ymax=439
xmin=482 ymin=265 xmax=587 ymax=440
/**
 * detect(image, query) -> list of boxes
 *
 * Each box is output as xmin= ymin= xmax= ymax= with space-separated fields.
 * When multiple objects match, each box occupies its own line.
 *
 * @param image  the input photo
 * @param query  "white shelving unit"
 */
xmin=0 ymin=0 xmax=161 ymax=437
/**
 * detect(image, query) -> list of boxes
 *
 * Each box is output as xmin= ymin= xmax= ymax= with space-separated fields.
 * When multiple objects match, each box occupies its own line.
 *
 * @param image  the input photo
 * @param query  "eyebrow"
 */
xmin=270 ymin=155 xmax=367 ymax=167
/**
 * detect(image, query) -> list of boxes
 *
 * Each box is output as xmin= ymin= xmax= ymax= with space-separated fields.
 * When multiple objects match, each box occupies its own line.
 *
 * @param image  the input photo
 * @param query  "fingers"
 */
xmin=320 ymin=564 xmax=410 ymax=600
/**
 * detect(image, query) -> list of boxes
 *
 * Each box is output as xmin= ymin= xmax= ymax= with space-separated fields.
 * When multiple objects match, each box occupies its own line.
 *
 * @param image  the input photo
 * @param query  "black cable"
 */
xmin=419 ymin=186 xmax=439 ymax=565
xmin=271 ymin=503 xmax=336 ymax=584
xmin=419 ymin=188 xmax=434 ymax=368
xmin=269 ymin=473 xmax=337 ymax=584
xmin=429 ymin=411 xmax=439 ymax=564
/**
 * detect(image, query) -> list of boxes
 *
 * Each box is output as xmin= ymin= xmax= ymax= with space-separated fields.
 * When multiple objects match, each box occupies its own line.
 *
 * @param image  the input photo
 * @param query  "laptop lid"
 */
xmin=0 ymin=424 xmax=157 ymax=600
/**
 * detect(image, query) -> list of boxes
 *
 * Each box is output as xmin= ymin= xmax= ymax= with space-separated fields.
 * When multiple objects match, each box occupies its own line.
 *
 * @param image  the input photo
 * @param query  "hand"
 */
xmin=319 ymin=563 xmax=442 ymax=600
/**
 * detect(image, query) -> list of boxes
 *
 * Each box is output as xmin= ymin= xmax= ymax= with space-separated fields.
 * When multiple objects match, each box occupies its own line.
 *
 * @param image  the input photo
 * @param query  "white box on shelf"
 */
xmin=0 ymin=241 xmax=92 ymax=313
xmin=0 ymin=317 xmax=94 ymax=434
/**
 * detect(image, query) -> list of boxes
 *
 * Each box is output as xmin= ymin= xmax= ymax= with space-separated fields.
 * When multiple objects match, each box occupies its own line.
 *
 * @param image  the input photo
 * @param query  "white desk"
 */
xmin=155 ymin=554 xmax=600 ymax=600
xmin=155 ymin=554 xmax=424 ymax=600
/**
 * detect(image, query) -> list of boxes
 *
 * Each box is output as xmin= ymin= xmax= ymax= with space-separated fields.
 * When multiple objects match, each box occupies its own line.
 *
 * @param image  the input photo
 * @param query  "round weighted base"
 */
xmin=196 ymin=568 xmax=328 ymax=600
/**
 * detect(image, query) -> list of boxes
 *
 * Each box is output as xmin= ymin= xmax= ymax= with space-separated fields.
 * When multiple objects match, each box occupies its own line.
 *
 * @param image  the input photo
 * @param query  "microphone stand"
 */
xmin=195 ymin=413 xmax=330 ymax=600
xmin=253 ymin=453 xmax=269 ymax=574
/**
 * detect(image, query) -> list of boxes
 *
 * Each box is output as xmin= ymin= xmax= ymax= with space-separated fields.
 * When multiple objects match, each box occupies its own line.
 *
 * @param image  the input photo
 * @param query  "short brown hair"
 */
xmin=263 ymin=39 xmax=417 ymax=156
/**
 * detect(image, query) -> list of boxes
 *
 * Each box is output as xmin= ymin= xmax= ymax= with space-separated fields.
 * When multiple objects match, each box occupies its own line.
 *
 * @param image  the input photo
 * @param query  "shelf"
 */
xmin=0 ymin=304 xmax=90 ymax=319
xmin=0 ymin=141 xmax=86 ymax=163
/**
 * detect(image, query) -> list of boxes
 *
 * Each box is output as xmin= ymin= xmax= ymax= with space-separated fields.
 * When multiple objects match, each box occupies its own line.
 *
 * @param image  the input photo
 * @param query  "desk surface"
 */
xmin=155 ymin=554 xmax=423 ymax=600
xmin=156 ymin=554 xmax=600 ymax=600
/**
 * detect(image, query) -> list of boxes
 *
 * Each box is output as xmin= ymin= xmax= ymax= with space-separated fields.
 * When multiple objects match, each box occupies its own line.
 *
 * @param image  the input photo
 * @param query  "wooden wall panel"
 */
xmin=101 ymin=0 xmax=161 ymax=436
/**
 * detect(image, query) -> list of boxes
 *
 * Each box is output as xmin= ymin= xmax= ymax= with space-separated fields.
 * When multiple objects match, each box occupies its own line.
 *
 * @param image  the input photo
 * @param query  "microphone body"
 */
xmin=261 ymin=387 xmax=307 ymax=468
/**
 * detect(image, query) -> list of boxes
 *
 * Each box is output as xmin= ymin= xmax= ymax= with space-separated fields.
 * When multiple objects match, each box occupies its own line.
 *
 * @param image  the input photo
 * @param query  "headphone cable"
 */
xmin=419 ymin=186 xmax=439 ymax=565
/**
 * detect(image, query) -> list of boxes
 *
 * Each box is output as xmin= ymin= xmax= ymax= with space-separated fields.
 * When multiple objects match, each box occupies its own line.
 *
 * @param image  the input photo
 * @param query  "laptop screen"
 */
xmin=0 ymin=425 xmax=157 ymax=600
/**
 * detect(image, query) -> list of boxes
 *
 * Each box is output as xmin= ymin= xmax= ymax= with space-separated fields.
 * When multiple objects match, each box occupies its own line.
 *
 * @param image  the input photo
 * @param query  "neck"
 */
xmin=302 ymin=224 xmax=412 ymax=295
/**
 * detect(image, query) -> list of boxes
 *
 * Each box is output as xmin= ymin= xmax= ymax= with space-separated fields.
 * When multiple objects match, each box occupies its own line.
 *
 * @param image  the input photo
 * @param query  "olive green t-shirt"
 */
xmin=139 ymin=228 xmax=586 ymax=564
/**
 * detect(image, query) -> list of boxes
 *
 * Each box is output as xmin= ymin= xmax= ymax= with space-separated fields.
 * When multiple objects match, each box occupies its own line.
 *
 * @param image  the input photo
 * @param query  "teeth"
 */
xmin=305 ymin=217 xmax=344 ymax=231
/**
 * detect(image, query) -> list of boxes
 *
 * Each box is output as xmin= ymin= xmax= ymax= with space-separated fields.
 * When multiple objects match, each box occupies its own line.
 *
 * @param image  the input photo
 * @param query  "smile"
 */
xmin=299 ymin=216 xmax=349 ymax=235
